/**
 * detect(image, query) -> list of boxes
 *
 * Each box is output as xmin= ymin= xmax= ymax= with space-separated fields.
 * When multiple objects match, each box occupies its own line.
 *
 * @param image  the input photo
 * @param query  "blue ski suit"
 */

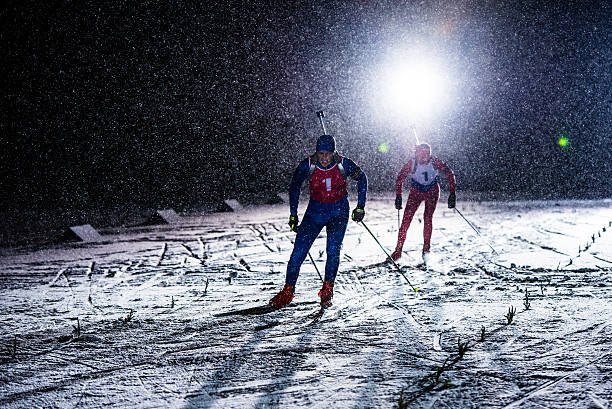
xmin=285 ymin=154 xmax=367 ymax=286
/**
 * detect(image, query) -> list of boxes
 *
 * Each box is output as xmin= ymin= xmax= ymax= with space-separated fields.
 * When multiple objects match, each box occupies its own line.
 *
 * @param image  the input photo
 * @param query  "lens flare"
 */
xmin=558 ymin=137 xmax=569 ymax=147
xmin=378 ymin=143 xmax=390 ymax=153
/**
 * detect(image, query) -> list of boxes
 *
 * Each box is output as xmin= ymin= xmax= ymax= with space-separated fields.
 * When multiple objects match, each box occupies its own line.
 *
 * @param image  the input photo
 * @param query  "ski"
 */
xmin=214 ymin=304 xmax=281 ymax=317
xmin=252 ymin=305 xmax=329 ymax=331
xmin=215 ymin=301 xmax=316 ymax=318
xmin=213 ymin=301 xmax=314 ymax=317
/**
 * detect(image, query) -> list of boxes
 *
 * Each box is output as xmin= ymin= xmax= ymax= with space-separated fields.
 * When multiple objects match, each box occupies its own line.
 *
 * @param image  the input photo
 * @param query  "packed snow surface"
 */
xmin=0 ymin=196 xmax=611 ymax=408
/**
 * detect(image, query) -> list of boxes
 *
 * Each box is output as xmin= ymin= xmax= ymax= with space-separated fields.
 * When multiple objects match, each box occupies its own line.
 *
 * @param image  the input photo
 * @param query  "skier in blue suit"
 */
xmin=270 ymin=134 xmax=367 ymax=307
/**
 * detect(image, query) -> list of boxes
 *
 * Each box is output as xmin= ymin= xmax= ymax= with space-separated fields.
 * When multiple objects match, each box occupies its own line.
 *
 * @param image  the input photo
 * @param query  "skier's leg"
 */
xmin=318 ymin=208 xmax=348 ymax=306
xmin=285 ymin=213 xmax=325 ymax=286
xmin=422 ymin=184 xmax=440 ymax=254
xmin=392 ymin=191 xmax=423 ymax=259
xmin=323 ymin=213 xmax=349 ymax=283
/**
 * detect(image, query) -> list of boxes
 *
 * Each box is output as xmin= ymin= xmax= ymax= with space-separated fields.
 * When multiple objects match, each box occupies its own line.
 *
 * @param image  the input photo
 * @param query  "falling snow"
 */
xmin=1 ymin=2 xmax=610 ymax=212
xmin=0 ymin=2 xmax=610 ymax=407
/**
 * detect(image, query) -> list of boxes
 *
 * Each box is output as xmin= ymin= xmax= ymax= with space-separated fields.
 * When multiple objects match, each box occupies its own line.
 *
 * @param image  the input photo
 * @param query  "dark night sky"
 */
xmin=1 ymin=1 xmax=610 ymax=211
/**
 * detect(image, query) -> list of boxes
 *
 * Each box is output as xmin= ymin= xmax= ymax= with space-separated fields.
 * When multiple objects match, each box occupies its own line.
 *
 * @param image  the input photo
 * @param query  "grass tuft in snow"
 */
xmin=71 ymin=317 xmax=81 ymax=340
xmin=120 ymin=309 xmax=134 ymax=324
xmin=523 ymin=288 xmax=531 ymax=310
xmin=505 ymin=306 xmax=516 ymax=325
xmin=239 ymin=258 xmax=251 ymax=271
xmin=182 ymin=243 xmax=196 ymax=258
xmin=198 ymin=237 xmax=208 ymax=260
xmin=157 ymin=243 xmax=168 ymax=266
xmin=49 ymin=268 xmax=69 ymax=287
xmin=397 ymin=387 xmax=408 ymax=409
xmin=457 ymin=337 xmax=469 ymax=359
xmin=87 ymin=261 xmax=95 ymax=279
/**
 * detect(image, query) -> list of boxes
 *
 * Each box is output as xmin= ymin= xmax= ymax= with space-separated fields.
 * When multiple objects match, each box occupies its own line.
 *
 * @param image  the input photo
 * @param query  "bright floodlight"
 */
xmin=379 ymin=55 xmax=448 ymax=121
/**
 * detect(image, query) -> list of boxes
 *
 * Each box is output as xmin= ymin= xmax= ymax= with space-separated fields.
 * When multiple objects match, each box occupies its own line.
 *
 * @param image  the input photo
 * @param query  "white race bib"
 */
xmin=411 ymin=161 xmax=438 ymax=185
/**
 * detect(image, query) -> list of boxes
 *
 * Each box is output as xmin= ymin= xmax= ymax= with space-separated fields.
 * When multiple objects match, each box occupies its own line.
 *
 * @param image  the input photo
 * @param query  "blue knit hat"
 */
xmin=316 ymin=134 xmax=336 ymax=152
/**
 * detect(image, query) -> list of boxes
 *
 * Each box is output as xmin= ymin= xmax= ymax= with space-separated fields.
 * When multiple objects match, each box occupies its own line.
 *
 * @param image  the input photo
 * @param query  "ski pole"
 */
xmin=307 ymin=251 xmax=324 ymax=283
xmin=316 ymin=110 xmax=327 ymax=134
xmin=310 ymin=110 xmax=327 ymax=283
xmin=359 ymin=221 xmax=418 ymax=293
xmin=412 ymin=124 xmax=420 ymax=145
xmin=454 ymin=208 xmax=500 ymax=255
xmin=293 ymin=224 xmax=324 ymax=283
xmin=397 ymin=209 xmax=400 ymax=231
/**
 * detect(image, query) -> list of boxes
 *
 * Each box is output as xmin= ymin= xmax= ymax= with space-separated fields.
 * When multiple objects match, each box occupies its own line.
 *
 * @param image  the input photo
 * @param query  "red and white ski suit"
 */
xmin=394 ymin=157 xmax=456 ymax=254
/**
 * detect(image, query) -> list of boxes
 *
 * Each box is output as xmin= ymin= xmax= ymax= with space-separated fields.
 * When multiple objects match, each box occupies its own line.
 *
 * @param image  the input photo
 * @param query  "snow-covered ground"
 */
xmin=0 ymin=195 xmax=611 ymax=408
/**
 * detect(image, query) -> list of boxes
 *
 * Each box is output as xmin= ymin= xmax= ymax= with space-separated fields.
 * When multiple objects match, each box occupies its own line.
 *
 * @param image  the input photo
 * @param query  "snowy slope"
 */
xmin=0 ymin=196 xmax=611 ymax=408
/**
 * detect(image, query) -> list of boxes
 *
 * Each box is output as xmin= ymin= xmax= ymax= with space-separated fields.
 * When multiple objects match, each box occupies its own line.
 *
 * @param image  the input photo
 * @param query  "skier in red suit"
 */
xmin=391 ymin=143 xmax=456 ymax=263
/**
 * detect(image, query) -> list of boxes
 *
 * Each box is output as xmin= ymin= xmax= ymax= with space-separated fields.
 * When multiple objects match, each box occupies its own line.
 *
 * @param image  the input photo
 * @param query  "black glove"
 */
xmin=351 ymin=206 xmax=365 ymax=222
xmin=395 ymin=195 xmax=403 ymax=210
xmin=447 ymin=192 xmax=456 ymax=209
xmin=288 ymin=214 xmax=299 ymax=232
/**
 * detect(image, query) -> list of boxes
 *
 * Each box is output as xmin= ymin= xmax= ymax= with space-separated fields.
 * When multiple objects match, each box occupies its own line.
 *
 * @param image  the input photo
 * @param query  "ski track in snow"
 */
xmin=0 ymin=197 xmax=611 ymax=408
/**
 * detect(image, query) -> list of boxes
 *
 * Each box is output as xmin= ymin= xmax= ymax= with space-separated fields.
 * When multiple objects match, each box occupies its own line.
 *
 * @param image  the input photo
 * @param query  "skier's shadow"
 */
xmin=181 ymin=311 xmax=317 ymax=409
xmin=179 ymin=309 xmax=274 ymax=409
xmin=251 ymin=324 xmax=317 ymax=408
xmin=351 ymin=270 xmax=430 ymax=408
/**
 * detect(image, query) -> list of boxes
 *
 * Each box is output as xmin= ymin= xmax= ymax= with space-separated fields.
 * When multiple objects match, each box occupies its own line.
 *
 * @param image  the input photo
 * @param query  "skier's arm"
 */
xmin=433 ymin=157 xmax=456 ymax=193
xmin=395 ymin=160 xmax=413 ymax=196
xmin=289 ymin=159 xmax=310 ymax=215
xmin=343 ymin=158 xmax=367 ymax=207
